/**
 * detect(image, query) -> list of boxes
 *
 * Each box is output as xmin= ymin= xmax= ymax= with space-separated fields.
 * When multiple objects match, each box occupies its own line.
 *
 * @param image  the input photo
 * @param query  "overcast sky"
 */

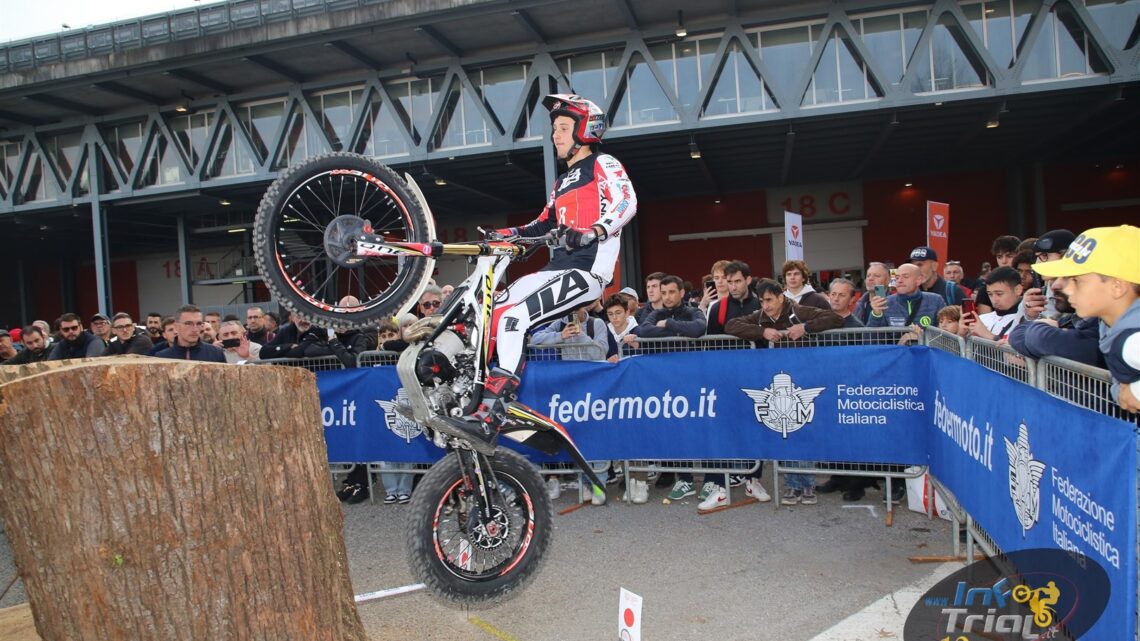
xmin=2 ymin=1 xmax=217 ymax=42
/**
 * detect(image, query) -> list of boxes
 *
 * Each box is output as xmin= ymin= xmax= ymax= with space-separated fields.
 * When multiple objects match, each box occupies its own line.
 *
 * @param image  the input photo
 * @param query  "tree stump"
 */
xmin=0 ymin=358 xmax=368 ymax=641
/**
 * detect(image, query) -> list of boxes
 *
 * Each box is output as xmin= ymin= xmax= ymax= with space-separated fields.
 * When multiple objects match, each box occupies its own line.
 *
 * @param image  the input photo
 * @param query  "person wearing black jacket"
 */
xmin=153 ymin=305 xmax=226 ymax=363
xmin=47 ymin=313 xmax=106 ymax=360
xmin=706 ymin=261 xmax=759 ymax=335
xmin=104 ymin=313 xmax=154 ymax=356
xmin=3 ymin=325 xmax=52 ymax=365
xmin=630 ymin=275 xmax=706 ymax=341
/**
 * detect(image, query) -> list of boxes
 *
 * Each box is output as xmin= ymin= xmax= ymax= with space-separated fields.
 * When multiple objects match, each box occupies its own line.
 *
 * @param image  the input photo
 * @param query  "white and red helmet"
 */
xmin=542 ymin=93 xmax=606 ymax=147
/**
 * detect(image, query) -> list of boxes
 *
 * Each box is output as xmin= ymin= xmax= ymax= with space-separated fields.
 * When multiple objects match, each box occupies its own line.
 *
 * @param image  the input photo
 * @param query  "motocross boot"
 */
xmin=439 ymin=368 xmax=519 ymax=454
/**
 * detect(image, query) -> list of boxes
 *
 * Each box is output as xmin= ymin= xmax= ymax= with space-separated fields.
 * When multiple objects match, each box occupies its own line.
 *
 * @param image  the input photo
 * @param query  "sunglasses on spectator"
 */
xmin=113 ymin=324 xmax=134 ymax=330
xmin=421 ymin=300 xmax=442 ymax=309
xmin=60 ymin=325 xmax=81 ymax=333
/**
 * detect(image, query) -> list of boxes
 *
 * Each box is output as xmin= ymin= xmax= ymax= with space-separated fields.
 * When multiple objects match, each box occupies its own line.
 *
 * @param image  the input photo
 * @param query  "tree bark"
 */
xmin=0 ymin=358 xmax=368 ymax=641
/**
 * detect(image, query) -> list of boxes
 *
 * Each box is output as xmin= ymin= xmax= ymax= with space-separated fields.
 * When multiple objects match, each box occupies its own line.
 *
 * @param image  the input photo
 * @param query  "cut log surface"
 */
xmin=0 ymin=358 xmax=368 ymax=641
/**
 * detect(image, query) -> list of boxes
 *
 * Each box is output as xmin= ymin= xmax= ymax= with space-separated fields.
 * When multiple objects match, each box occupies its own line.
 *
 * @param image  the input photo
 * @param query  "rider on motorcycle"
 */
xmin=442 ymin=93 xmax=638 ymax=451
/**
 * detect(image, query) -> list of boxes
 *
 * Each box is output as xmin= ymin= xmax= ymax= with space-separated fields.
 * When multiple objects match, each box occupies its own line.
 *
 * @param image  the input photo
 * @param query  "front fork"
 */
xmin=454 ymin=448 xmax=501 ymax=523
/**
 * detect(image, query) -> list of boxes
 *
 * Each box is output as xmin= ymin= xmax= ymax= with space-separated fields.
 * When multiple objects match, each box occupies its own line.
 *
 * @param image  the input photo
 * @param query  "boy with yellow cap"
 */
xmin=1034 ymin=225 xmax=1140 ymax=413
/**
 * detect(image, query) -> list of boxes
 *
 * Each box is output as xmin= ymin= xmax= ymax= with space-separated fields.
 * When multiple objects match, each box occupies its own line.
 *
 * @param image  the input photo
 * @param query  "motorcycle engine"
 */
xmin=417 ymin=330 xmax=475 ymax=418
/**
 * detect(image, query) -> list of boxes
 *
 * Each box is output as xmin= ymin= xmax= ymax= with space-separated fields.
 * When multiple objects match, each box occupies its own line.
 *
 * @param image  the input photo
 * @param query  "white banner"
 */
xmin=783 ymin=211 xmax=804 ymax=261
xmin=618 ymin=588 xmax=643 ymax=641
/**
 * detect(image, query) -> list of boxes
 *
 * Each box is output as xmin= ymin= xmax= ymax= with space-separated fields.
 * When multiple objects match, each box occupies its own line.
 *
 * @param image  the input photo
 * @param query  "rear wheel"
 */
xmin=253 ymin=152 xmax=433 ymax=330
xmin=406 ymin=449 xmax=553 ymax=605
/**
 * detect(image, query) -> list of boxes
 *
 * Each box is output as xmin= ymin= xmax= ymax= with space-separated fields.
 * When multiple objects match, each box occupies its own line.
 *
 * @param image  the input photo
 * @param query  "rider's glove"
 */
xmin=487 ymin=227 xmax=516 ymax=241
xmin=561 ymin=225 xmax=593 ymax=250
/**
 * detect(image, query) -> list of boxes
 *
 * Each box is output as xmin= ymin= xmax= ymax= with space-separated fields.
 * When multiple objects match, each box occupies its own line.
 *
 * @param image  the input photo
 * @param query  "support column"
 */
xmin=91 ymin=199 xmax=112 ymax=315
xmin=177 ymin=215 xmax=193 ymax=304
xmin=17 ymin=259 xmax=28 ymax=326
xmin=1032 ymin=162 xmax=1047 ymax=235
xmin=1006 ymin=166 xmax=1027 ymax=239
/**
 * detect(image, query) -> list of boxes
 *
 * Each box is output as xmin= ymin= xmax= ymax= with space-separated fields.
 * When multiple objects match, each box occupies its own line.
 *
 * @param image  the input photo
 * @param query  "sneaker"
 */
xmin=397 ymin=493 xmax=411 ymax=504
xmin=728 ymin=475 xmax=746 ymax=488
xmin=780 ymin=488 xmax=802 ymax=505
xmin=591 ymin=487 xmax=606 ymax=506
xmin=698 ymin=485 xmax=727 ymax=511
xmin=383 ymin=493 xmax=398 ymax=505
xmin=336 ymin=483 xmax=357 ymax=501
xmin=546 ymin=478 xmax=561 ymax=500
xmin=667 ymin=480 xmax=696 ymax=501
xmin=697 ymin=481 xmax=718 ymax=501
xmin=745 ymin=479 xmax=772 ymax=503
xmin=343 ymin=484 xmax=369 ymax=505
xmin=801 ymin=488 xmax=818 ymax=505
xmin=630 ymin=479 xmax=649 ymax=505
xmin=606 ymin=468 xmax=624 ymax=486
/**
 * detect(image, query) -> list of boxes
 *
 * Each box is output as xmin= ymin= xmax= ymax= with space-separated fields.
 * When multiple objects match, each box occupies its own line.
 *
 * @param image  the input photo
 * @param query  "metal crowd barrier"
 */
xmin=256 ymin=354 xmax=348 ymax=373
xmin=921 ymin=326 xmax=967 ymax=356
xmin=964 ymin=335 xmax=1036 ymax=386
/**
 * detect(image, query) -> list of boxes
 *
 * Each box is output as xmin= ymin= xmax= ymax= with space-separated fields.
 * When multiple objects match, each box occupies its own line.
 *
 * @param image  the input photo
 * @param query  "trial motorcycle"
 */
xmin=252 ymin=152 xmax=606 ymax=604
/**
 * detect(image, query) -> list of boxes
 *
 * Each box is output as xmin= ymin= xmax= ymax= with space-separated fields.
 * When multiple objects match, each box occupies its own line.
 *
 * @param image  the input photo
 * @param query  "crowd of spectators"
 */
xmin=3 ymin=224 xmax=1136 ymax=510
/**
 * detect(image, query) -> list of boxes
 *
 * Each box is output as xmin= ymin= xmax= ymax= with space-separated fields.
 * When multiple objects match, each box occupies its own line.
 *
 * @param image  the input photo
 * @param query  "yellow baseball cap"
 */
xmin=1033 ymin=225 xmax=1140 ymax=284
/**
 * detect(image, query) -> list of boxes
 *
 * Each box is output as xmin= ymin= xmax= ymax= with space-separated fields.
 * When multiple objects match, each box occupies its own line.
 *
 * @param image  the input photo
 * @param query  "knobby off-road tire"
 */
xmin=254 ymin=152 xmax=433 ymax=330
xmin=406 ymin=449 xmax=553 ymax=605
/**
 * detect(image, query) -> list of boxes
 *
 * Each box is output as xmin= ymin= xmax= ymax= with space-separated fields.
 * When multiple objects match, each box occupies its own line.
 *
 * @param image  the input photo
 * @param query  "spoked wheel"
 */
xmin=407 ymin=449 xmax=553 ymax=605
xmin=253 ymin=152 xmax=434 ymax=330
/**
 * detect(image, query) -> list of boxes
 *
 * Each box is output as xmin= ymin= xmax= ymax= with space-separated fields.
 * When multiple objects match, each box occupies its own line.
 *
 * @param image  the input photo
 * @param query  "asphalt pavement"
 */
xmin=1 ymin=472 xmax=956 ymax=641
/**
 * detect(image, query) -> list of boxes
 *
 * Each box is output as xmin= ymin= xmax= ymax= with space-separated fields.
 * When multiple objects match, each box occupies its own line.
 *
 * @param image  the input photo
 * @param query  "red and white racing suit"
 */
xmin=495 ymin=152 xmax=637 ymax=374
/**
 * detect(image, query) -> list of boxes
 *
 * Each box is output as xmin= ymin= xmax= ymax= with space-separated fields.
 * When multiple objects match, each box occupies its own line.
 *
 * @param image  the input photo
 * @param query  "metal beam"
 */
xmin=0 ymin=109 xmax=47 ymax=127
xmin=779 ymin=127 xmax=795 ymax=185
xmin=511 ymin=10 xmax=547 ymax=45
xmin=326 ymin=40 xmax=382 ymax=70
xmin=244 ymin=55 xmax=306 ymax=84
xmin=24 ymin=94 xmax=102 ymax=117
xmin=93 ymin=81 xmax=163 ymax=105
xmin=415 ymin=25 xmax=463 ymax=58
xmin=165 ymin=69 xmax=233 ymax=95
xmin=614 ymin=0 xmax=640 ymax=31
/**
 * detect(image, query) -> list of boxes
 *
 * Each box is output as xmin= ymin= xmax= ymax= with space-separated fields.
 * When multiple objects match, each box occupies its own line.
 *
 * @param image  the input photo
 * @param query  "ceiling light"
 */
xmin=688 ymin=134 xmax=700 ymax=160
xmin=675 ymin=10 xmax=687 ymax=38
xmin=174 ymin=90 xmax=194 ymax=114
xmin=219 ymin=198 xmax=232 ymax=206
xmin=904 ymin=182 xmax=913 ymax=187
xmin=985 ymin=119 xmax=1000 ymax=129
xmin=227 ymin=227 xmax=246 ymax=233
xmin=434 ymin=178 xmax=447 ymax=186
xmin=714 ymin=200 xmax=721 ymax=204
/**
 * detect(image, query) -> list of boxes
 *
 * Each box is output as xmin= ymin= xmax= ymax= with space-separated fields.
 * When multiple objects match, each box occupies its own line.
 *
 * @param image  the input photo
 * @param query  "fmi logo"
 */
xmin=1004 ymin=422 xmax=1045 ymax=535
xmin=742 ymin=373 xmax=825 ymax=438
xmin=375 ymin=388 xmax=423 ymax=442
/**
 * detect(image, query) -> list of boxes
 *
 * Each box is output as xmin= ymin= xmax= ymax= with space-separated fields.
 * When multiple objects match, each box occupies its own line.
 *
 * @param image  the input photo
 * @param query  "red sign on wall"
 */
xmin=926 ymin=201 xmax=950 ymax=273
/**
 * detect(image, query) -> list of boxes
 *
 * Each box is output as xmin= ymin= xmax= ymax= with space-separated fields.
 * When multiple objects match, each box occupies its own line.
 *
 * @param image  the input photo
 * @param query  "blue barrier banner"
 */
xmin=317 ymin=346 xmax=1138 ymax=634
xmin=318 ymin=346 xmax=930 ymax=464
xmin=927 ymin=350 xmax=1137 ymax=641
xmin=519 ymin=346 xmax=929 ymax=463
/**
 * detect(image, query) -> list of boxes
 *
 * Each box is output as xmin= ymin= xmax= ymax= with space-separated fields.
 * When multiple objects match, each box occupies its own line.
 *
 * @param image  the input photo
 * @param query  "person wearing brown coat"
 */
xmin=725 ymin=277 xmax=844 ymax=343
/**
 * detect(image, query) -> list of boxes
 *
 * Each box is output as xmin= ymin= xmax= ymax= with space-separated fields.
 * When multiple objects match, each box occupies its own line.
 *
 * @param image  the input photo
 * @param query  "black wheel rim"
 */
xmin=432 ymin=476 xmax=537 ymax=581
xmin=270 ymin=168 xmax=418 ymax=314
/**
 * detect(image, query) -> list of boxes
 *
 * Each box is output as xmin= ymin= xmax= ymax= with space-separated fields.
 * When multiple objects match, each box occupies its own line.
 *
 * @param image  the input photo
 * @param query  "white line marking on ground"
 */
xmin=354 ymin=583 xmax=426 ymax=603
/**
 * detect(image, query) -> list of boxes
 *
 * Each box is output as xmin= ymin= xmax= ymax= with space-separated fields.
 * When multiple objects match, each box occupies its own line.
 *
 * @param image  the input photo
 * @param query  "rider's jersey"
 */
xmin=516 ymin=152 xmax=637 ymax=283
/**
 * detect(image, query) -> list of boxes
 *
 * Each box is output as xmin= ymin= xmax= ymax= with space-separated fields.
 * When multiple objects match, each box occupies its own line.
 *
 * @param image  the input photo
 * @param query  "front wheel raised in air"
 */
xmin=407 ymin=449 xmax=553 ymax=605
xmin=253 ymin=152 xmax=434 ymax=330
